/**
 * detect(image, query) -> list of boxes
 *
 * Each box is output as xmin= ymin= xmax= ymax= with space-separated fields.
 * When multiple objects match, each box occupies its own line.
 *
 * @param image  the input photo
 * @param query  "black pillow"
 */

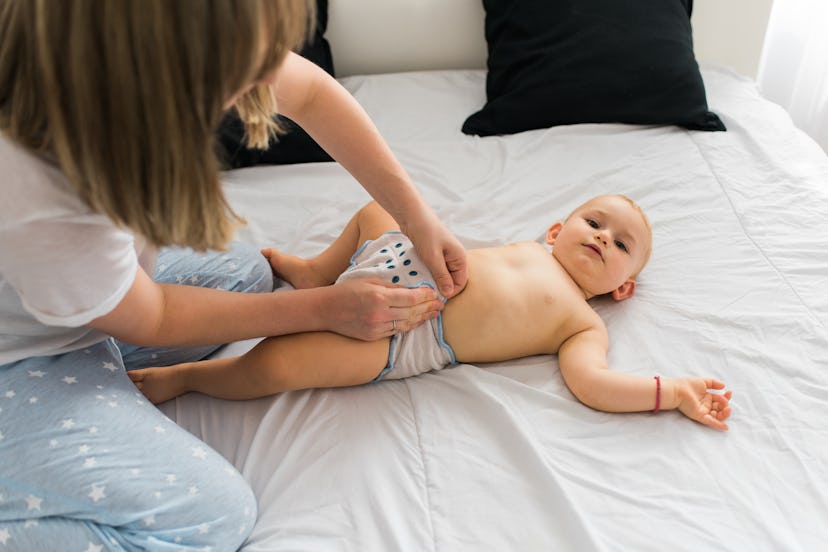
xmin=218 ymin=0 xmax=335 ymax=167
xmin=462 ymin=0 xmax=725 ymax=136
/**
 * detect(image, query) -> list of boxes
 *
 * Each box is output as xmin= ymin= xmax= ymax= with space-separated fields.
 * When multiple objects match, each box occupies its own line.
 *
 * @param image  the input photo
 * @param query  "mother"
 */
xmin=0 ymin=0 xmax=466 ymax=549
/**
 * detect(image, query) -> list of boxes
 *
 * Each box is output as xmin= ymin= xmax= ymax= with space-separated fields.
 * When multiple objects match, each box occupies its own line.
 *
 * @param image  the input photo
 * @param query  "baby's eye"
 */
xmin=615 ymin=240 xmax=628 ymax=253
xmin=586 ymin=219 xmax=599 ymax=229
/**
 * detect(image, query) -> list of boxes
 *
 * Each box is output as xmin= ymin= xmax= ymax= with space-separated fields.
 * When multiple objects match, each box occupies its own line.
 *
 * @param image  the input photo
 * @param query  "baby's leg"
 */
xmin=264 ymin=201 xmax=401 ymax=289
xmin=130 ymin=330 xmax=391 ymax=402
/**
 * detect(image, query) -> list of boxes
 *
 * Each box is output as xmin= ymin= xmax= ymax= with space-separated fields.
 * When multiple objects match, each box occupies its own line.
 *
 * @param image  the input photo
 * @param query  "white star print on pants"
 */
xmin=0 ymin=243 xmax=271 ymax=550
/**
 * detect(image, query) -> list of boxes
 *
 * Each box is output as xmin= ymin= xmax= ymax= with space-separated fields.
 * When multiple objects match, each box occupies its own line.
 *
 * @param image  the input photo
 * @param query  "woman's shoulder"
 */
xmin=0 ymin=132 xmax=97 ymax=227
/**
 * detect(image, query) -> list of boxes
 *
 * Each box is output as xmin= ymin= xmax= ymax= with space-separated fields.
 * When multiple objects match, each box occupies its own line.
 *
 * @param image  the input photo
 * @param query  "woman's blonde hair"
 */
xmin=0 ymin=0 xmax=312 ymax=250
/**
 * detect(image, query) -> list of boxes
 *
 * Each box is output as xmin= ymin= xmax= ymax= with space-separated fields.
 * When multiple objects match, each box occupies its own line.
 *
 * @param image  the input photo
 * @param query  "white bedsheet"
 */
xmin=161 ymin=67 xmax=828 ymax=551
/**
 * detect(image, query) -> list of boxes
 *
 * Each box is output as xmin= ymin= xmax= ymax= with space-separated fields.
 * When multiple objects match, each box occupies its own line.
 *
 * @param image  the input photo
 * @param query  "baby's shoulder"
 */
xmin=554 ymin=311 xmax=608 ymax=356
xmin=563 ymin=298 xmax=608 ymax=340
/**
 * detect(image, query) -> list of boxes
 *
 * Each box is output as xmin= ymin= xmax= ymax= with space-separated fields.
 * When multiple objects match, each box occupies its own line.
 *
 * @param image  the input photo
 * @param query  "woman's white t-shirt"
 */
xmin=0 ymin=133 xmax=156 ymax=365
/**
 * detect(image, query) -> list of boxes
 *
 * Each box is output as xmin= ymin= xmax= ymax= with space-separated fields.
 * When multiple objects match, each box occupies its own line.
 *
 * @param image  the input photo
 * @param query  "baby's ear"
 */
xmin=545 ymin=222 xmax=563 ymax=245
xmin=611 ymin=279 xmax=636 ymax=301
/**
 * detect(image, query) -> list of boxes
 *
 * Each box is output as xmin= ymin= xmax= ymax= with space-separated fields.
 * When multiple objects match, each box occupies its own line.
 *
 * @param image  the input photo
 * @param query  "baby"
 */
xmin=130 ymin=195 xmax=732 ymax=430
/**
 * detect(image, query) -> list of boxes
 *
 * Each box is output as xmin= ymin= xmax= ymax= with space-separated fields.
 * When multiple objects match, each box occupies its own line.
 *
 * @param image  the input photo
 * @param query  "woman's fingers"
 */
xmin=424 ymin=246 xmax=468 ymax=298
xmin=389 ymin=305 xmax=441 ymax=334
xmin=378 ymin=282 xmax=443 ymax=332
xmin=328 ymin=279 xmax=443 ymax=340
xmin=446 ymin=252 xmax=469 ymax=296
xmin=400 ymin=208 xmax=468 ymax=298
xmin=364 ymin=278 xmax=441 ymax=306
xmin=422 ymin=243 xmax=468 ymax=298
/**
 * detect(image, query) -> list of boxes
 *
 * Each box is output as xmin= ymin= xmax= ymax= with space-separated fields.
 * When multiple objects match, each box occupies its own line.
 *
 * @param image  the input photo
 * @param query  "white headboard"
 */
xmin=326 ymin=0 xmax=487 ymax=76
xmin=326 ymin=0 xmax=773 ymax=79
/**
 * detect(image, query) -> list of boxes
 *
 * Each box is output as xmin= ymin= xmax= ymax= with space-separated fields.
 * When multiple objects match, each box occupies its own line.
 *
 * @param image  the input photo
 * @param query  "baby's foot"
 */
xmin=261 ymin=248 xmax=331 ymax=289
xmin=128 ymin=366 xmax=187 ymax=404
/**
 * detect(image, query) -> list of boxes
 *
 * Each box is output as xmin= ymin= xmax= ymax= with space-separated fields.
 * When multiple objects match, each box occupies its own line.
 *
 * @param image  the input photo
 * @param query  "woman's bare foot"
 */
xmin=261 ymin=248 xmax=332 ymax=289
xmin=128 ymin=366 xmax=189 ymax=404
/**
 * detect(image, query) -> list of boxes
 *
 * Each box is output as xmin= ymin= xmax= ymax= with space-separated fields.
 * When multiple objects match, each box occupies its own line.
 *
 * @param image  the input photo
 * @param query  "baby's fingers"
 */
xmin=705 ymin=378 xmax=727 ymax=391
xmin=711 ymin=391 xmax=732 ymax=415
xmin=701 ymin=412 xmax=729 ymax=431
xmin=702 ymin=392 xmax=733 ymax=430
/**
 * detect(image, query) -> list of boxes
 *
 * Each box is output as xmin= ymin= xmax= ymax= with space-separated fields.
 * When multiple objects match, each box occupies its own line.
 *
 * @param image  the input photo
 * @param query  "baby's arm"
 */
xmin=558 ymin=329 xmax=732 ymax=430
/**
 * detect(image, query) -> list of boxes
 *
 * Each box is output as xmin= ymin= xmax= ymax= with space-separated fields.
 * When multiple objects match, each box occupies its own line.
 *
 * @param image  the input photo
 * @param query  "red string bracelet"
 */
xmin=653 ymin=375 xmax=661 ymax=413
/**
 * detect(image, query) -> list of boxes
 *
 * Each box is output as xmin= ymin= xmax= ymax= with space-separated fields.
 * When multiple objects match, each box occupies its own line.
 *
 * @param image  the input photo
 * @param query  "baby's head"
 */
xmin=546 ymin=194 xmax=652 ymax=300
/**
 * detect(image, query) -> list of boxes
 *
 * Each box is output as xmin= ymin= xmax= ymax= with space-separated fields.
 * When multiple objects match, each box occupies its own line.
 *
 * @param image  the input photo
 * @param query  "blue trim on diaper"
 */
xmin=375 ymin=334 xmax=401 ymax=382
xmin=372 ymin=280 xmax=457 ymax=382
xmin=436 ymin=310 xmax=457 ymax=363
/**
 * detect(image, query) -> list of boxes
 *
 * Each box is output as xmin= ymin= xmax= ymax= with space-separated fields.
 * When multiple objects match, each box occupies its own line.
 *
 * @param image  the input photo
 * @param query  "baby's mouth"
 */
xmin=584 ymin=243 xmax=603 ymax=260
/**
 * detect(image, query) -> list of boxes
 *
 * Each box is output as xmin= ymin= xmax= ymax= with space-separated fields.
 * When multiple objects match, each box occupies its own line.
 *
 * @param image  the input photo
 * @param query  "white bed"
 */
xmin=162 ymin=2 xmax=828 ymax=550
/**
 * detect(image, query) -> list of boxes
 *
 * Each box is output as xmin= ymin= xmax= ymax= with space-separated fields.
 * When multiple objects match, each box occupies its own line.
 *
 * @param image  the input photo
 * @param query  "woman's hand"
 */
xmin=319 ymin=278 xmax=445 ymax=341
xmin=400 ymin=209 xmax=468 ymax=298
xmin=675 ymin=378 xmax=733 ymax=430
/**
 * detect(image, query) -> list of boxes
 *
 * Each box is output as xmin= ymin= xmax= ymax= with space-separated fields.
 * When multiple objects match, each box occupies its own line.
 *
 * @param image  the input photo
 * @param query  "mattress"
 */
xmin=160 ymin=67 xmax=828 ymax=550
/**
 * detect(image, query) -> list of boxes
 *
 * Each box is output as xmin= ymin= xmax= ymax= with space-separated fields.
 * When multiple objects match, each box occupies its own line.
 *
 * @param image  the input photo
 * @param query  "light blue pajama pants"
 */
xmin=0 ymin=242 xmax=273 ymax=551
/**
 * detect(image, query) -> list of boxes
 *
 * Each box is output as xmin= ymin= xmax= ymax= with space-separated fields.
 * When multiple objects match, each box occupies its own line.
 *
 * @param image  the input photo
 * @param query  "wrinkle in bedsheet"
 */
xmin=408 ymin=366 xmax=607 ymax=551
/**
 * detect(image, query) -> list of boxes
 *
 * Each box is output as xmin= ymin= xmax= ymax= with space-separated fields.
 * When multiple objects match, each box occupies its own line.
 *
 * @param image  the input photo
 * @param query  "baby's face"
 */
xmin=547 ymin=196 xmax=651 ymax=299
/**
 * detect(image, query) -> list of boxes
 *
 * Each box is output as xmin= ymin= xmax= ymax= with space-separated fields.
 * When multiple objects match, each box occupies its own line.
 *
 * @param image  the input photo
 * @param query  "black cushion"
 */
xmin=218 ymin=0 xmax=335 ymax=167
xmin=462 ymin=0 xmax=726 ymax=136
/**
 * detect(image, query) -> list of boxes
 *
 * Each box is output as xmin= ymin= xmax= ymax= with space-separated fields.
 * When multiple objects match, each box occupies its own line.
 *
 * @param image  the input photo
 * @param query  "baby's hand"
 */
xmin=675 ymin=378 xmax=732 ymax=430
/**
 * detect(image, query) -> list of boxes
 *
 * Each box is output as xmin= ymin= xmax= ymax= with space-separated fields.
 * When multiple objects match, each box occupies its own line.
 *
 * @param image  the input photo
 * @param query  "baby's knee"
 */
xmin=358 ymin=200 xmax=383 ymax=219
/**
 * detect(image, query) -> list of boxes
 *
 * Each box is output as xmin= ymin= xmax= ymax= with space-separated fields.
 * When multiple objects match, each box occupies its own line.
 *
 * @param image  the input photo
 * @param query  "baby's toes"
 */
xmin=128 ymin=373 xmax=144 ymax=390
xmin=261 ymin=248 xmax=282 ymax=272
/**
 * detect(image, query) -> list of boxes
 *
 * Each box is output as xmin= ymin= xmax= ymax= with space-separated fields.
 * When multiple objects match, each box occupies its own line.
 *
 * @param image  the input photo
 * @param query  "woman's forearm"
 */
xmin=149 ymin=283 xmax=331 ymax=347
xmin=88 ymin=263 xmax=331 ymax=347
xmin=274 ymin=54 xmax=429 ymax=224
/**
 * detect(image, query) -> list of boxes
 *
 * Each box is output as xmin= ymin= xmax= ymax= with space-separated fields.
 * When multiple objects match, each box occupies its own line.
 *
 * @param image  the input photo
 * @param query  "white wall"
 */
xmin=692 ymin=0 xmax=774 ymax=78
xmin=328 ymin=0 xmax=775 ymax=79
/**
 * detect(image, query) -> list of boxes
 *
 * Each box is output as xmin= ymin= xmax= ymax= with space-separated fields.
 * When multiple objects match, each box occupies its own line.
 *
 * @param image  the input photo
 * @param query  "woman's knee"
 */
xmin=115 ymin=445 xmax=257 ymax=548
xmin=224 ymin=241 xmax=273 ymax=294
xmin=179 ymin=470 xmax=257 ymax=549
xmin=0 ymin=347 xmax=258 ymax=550
xmin=154 ymin=241 xmax=273 ymax=294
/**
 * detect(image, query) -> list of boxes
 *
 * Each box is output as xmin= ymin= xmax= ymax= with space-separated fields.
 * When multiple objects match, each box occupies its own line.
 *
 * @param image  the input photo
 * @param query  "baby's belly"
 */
xmin=442 ymin=284 xmax=565 ymax=363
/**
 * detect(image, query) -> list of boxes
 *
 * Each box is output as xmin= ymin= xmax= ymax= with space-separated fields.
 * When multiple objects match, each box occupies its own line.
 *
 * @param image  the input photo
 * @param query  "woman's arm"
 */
xmin=270 ymin=53 xmax=467 ymax=297
xmin=558 ymin=328 xmax=732 ymax=430
xmin=88 ymin=266 xmax=442 ymax=346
